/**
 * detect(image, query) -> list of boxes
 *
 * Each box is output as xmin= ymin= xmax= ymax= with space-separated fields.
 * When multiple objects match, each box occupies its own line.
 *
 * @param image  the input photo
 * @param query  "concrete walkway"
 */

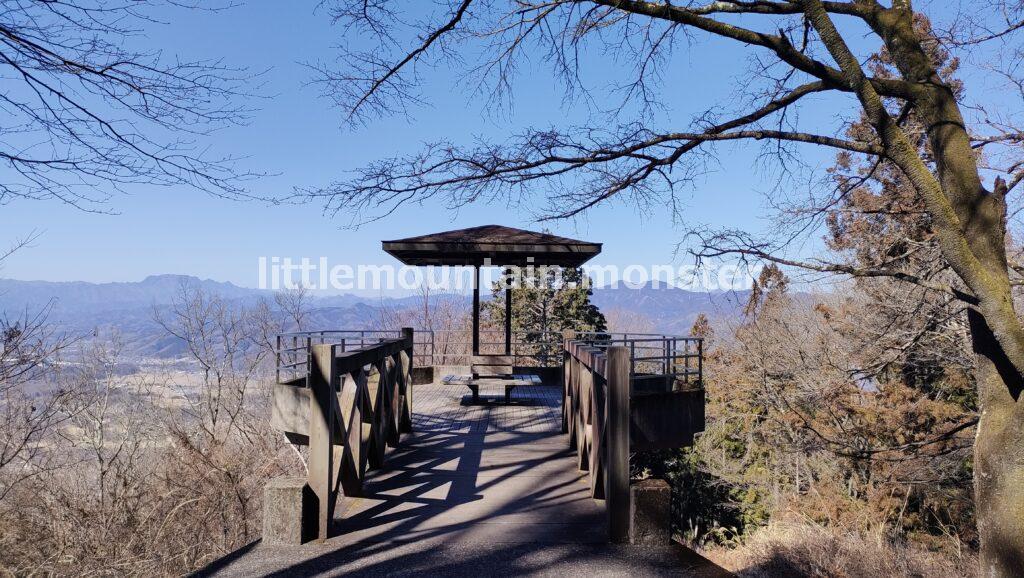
xmin=198 ymin=381 xmax=730 ymax=577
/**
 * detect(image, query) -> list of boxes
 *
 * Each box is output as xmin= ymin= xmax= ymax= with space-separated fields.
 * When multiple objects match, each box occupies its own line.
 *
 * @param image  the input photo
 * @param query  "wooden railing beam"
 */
xmin=334 ymin=338 xmax=408 ymax=373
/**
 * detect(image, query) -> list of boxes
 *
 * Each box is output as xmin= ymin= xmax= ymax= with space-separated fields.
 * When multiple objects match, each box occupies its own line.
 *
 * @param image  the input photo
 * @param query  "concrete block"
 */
xmin=630 ymin=478 xmax=671 ymax=546
xmin=263 ymin=476 xmax=316 ymax=545
xmin=411 ymin=366 xmax=434 ymax=385
xmin=270 ymin=383 xmax=311 ymax=439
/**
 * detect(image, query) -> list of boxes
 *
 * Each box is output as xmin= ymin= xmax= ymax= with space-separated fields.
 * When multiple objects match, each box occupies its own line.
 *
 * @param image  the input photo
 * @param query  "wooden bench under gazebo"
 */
xmin=383 ymin=225 xmax=602 ymax=402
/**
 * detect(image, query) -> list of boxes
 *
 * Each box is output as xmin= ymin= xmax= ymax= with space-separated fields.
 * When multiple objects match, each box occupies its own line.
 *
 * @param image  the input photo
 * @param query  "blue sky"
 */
xmin=0 ymin=2 xmax=980 ymax=294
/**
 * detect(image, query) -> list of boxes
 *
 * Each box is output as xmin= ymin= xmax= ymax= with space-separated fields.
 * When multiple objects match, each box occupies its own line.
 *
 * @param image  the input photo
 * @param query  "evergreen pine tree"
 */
xmin=485 ymin=266 xmax=606 ymax=362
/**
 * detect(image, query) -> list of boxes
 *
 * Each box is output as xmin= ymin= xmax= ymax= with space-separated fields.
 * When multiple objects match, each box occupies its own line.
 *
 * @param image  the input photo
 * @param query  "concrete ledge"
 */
xmin=263 ymin=476 xmax=316 ymax=545
xmin=631 ymin=478 xmax=671 ymax=546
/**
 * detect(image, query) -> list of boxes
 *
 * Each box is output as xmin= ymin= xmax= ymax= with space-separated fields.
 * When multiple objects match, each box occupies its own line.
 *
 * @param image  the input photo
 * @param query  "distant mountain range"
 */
xmin=0 ymin=274 xmax=428 ymax=316
xmin=0 ymin=275 xmax=750 ymax=357
xmin=590 ymin=284 xmax=749 ymax=334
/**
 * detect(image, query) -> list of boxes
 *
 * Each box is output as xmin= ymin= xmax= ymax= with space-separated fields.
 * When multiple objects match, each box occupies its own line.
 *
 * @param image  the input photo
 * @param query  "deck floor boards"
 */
xmin=197 ymin=382 xmax=729 ymax=577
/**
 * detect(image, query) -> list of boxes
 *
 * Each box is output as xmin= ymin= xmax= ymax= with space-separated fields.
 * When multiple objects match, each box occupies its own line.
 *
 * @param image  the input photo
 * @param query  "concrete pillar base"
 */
xmin=630 ymin=478 xmax=671 ymax=545
xmin=263 ymin=476 xmax=317 ymax=545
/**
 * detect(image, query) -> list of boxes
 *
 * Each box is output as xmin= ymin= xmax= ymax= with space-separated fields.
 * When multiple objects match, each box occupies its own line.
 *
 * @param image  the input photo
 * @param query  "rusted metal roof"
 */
xmin=382 ymin=224 xmax=601 ymax=266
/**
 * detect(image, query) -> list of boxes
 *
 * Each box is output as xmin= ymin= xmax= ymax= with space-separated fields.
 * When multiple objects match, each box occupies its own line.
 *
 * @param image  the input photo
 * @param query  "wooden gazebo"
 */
xmin=383 ymin=225 xmax=602 ymax=374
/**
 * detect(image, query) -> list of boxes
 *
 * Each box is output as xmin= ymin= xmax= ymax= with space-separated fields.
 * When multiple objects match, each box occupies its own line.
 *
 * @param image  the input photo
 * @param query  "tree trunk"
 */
xmin=925 ymin=92 xmax=1024 ymax=578
xmin=863 ymin=9 xmax=1024 ymax=572
xmin=914 ymin=51 xmax=1024 ymax=578
xmin=969 ymin=311 xmax=1024 ymax=576
xmin=804 ymin=3 xmax=1024 ymax=573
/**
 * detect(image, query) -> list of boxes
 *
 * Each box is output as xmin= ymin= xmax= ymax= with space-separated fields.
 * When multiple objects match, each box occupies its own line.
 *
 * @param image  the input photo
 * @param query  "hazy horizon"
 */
xmin=0 ymin=270 xmax=762 ymax=296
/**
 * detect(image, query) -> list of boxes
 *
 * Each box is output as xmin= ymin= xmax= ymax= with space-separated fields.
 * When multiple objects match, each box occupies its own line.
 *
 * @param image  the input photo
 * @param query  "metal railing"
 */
xmin=274 ymin=329 xmax=703 ymax=387
xmin=275 ymin=330 xmax=405 ymax=383
xmin=275 ymin=329 xmax=579 ymax=377
xmin=571 ymin=332 xmax=703 ymax=389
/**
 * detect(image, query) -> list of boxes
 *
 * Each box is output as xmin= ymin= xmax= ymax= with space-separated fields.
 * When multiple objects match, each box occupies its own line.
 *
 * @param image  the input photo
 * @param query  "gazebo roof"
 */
xmin=382 ymin=224 xmax=602 ymax=267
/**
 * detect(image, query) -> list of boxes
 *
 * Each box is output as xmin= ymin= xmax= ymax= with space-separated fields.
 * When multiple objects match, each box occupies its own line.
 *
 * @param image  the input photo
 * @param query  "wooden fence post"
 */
xmin=308 ymin=343 xmax=338 ymax=543
xmin=606 ymin=345 xmax=631 ymax=544
xmin=400 ymin=327 xmax=414 ymax=433
xmin=561 ymin=329 xmax=575 ymax=434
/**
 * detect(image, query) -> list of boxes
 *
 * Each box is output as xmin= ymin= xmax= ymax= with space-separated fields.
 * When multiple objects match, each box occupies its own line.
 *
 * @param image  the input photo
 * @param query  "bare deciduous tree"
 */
xmin=153 ymin=280 xmax=268 ymax=443
xmin=379 ymin=284 xmax=472 ymax=364
xmin=303 ymin=2 xmax=1024 ymax=572
xmin=0 ymin=0 xmax=257 ymax=209
xmin=605 ymin=307 xmax=656 ymax=334
xmin=274 ymin=286 xmax=312 ymax=333
xmin=0 ymin=304 xmax=75 ymax=502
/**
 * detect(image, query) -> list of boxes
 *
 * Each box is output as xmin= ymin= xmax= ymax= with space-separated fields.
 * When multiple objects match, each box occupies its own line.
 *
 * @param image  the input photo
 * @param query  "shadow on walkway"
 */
xmin=196 ymin=383 xmax=730 ymax=577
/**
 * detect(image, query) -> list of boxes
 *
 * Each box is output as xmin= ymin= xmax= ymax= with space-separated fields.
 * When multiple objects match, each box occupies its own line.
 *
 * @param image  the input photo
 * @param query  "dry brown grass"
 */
xmin=704 ymin=523 xmax=977 ymax=578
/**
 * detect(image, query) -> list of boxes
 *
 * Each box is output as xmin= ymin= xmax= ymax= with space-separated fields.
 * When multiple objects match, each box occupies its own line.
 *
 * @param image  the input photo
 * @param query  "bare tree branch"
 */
xmin=0 ymin=1 xmax=260 ymax=209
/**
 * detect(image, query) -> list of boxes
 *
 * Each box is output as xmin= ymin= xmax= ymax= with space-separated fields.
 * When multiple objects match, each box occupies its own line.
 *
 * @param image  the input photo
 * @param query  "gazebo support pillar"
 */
xmin=504 ymin=267 xmax=512 ymax=356
xmin=472 ymin=265 xmax=480 ymax=356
